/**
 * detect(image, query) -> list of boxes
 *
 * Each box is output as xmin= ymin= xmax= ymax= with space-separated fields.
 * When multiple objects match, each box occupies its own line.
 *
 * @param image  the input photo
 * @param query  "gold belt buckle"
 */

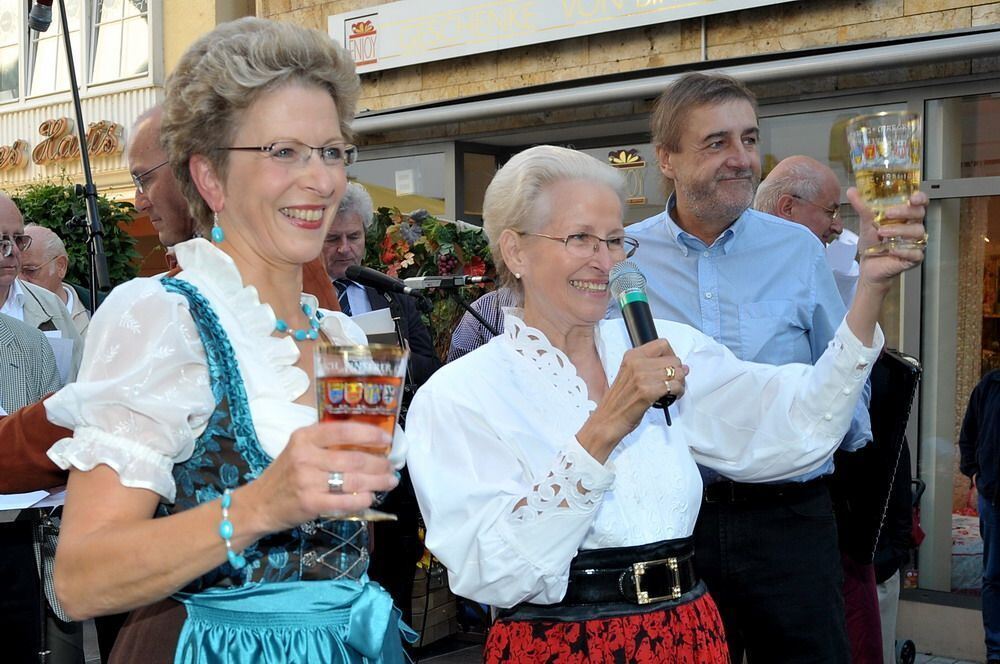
xmin=633 ymin=556 xmax=682 ymax=605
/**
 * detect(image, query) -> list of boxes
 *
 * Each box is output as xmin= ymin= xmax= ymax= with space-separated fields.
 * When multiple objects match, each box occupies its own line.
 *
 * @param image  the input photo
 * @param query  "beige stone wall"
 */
xmin=260 ymin=0 xmax=1000 ymax=116
xmin=164 ymin=0 xmax=255 ymax=75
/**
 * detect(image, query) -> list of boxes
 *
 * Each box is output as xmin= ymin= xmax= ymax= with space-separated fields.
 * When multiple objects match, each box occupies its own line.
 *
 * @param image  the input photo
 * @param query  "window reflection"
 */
xmin=27 ymin=0 xmax=81 ymax=96
xmin=759 ymin=104 xmax=908 ymax=186
xmin=578 ymin=144 xmax=667 ymax=225
xmin=349 ymin=153 xmax=446 ymax=217
xmin=91 ymin=0 xmax=148 ymax=84
xmin=0 ymin=0 xmax=18 ymax=101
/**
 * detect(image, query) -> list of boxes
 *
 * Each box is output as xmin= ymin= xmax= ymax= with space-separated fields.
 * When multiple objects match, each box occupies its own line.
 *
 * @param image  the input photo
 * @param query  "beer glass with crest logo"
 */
xmin=846 ymin=111 xmax=923 ymax=255
xmin=314 ymin=343 xmax=408 ymax=523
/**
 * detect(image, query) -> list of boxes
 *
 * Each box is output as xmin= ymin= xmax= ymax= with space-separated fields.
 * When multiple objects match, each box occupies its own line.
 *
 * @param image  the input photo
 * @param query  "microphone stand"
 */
xmin=52 ymin=0 xmax=110 ymax=311
xmin=381 ymin=292 xmax=416 ymax=423
xmin=448 ymin=289 xmax=499 ymax=337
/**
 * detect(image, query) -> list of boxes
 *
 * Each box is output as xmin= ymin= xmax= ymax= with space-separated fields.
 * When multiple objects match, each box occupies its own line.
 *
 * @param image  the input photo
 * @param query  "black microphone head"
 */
xmin=28 ymin=3 xmax=53 ymax=32
xmin=609 ymin=260 xmax=647 ymax=301
xmin=344 ymin=264 xmax=364 ymax=281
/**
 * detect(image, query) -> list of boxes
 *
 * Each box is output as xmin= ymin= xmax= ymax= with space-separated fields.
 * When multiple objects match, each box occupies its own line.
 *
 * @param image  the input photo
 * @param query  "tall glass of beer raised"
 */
xmin=846 ymin=110 xmax=923 ymax=255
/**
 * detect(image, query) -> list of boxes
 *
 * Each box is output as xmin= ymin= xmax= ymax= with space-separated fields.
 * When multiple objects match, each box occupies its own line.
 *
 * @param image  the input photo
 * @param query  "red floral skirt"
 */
xmin=484 ymin=591 xmax=729 ymax=663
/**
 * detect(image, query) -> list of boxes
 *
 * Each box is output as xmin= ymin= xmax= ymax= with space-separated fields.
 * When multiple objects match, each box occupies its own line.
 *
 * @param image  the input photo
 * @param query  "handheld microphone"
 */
xmin=344 ymin=265 xmax=416 ymax=296
xmin=609 ymin=260 xmax=675 ymax=425
xmin=27 ymin=0 xmax=53 ymax=32
xmin=402 ymin=275 xmax=492 ymax=290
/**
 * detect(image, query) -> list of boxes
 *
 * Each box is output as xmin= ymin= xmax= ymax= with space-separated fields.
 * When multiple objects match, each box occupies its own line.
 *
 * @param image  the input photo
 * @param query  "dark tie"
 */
xmin=334 ymin=279 xmax=352 ymax=316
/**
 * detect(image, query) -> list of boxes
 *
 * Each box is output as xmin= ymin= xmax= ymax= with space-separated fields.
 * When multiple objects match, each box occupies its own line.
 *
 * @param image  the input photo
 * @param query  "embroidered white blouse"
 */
xmin=405 ymin=310 xmax=882 ymax=609
xmin=45 ymin=239 xmax=366 ymax=503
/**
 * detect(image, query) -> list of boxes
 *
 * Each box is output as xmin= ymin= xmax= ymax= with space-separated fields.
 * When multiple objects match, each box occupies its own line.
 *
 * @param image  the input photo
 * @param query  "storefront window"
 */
xmin=759 ymin=103 xmax=909 ymax=187
xmin=90 ymin=0 xmax=148 ymax=84
xmin=579 ymin=143 xmax=666 ymax=225
xmin=349 ymin=152 xmax=447 ymax=217
xmin=0 ymin=0 xmax=18 ymax=101
xmin=949 ymin=196 xmax=1000 ymax=595
xmin=27 ymin=0 xmax=81 ymax=96
xmin=926 ymin=93 xmax=1000 ymax=180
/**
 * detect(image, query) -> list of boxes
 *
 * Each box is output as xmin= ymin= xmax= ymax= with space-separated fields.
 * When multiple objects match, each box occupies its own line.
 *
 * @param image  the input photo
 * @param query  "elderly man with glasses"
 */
xmin=20 ymin=225 xmax=92 ymax=337
xmin=755 ymin=155 xmax=859 ymax=307
xmin=0 ymin=194 xmax=83 ymax=382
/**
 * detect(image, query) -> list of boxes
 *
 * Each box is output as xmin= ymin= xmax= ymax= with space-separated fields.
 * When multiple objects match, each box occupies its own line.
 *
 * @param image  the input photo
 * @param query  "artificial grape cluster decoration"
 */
xmin=365 ymin=208 xmax=496 ymax=360
xmin=437 ymin=253 xmax=460 ymax=275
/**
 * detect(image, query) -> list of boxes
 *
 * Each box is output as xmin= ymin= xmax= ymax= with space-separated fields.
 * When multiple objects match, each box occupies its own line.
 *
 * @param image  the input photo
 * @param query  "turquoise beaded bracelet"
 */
xmin=219 ymin=489 xmax=247 ymax=570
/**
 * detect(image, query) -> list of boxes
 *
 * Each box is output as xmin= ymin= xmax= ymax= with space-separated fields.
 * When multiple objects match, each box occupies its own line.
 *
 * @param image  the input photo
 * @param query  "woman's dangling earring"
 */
xmin=211 ymin=211 xmax=225 ymax=243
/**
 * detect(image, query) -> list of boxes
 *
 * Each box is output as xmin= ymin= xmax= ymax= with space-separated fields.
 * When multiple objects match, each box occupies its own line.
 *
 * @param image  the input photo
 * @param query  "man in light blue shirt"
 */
xmin=620 ymin=73 xmax=868 ymax=663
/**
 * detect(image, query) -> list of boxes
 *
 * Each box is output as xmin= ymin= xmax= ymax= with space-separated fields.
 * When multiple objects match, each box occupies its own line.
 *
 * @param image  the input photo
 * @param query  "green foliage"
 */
xmin=13 ymin=183 xmax=140 ymax=289
xmin=364 ymin=208 xmax=495 ymax=360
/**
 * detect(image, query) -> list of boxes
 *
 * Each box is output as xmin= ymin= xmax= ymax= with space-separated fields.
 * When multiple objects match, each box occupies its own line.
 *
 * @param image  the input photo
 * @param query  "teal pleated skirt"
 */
xmin=173 ymin=578 xmax=416 ymax=663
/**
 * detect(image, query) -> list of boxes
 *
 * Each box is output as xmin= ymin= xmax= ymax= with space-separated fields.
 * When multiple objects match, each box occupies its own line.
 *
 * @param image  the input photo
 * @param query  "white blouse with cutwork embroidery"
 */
xmin=405 ymin=310 xmax=882 ymax=609
xmin=45 ymin=238 xmax=366 ymax=503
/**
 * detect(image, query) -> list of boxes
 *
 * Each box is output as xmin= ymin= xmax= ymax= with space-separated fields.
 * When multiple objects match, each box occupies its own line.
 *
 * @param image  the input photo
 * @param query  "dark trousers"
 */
xmin=368 ymin=467 xmax=422 ymax=626
xmin=694 ymin=481 xmax=849 ymax=663
xmin=0 ymin=521 xmax=42 ymax=662
xmin=980 ymin=493 xmax=1000 ymax=659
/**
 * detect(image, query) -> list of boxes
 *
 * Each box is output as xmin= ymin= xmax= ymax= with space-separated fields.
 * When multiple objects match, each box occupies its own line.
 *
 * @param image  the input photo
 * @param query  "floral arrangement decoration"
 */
xmin=364 ymin=207 xmax=496 ymax=360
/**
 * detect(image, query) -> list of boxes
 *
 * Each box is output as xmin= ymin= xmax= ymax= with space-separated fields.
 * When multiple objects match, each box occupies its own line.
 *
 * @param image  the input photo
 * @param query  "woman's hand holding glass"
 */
xmin=576 ymin=339 xmax=689 ymax=463
xmin=245 ymin=421 xmax=398 ymax=534
xmin=851 ymin=187 xmax=928 ymax=288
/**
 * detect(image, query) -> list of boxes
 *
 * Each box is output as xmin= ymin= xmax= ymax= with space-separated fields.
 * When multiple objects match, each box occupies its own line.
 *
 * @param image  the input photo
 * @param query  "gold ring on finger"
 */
xmin=664 ymin=366 xmax=676 ymax=381
xmin=914 ymin=232 xmax=929 ymax=246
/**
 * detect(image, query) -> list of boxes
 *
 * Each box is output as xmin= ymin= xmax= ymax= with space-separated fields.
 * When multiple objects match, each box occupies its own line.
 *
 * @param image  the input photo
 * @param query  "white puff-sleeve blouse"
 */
xmin=46 ymin=239 xmax=366 ymax=503
xmin=404 ymin=310 xmax=881 ymax=608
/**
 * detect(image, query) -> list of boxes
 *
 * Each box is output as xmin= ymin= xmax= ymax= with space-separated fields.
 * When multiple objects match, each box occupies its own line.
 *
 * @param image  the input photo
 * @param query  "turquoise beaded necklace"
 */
xmin=275 ymin=302 xmax=322 ymax=341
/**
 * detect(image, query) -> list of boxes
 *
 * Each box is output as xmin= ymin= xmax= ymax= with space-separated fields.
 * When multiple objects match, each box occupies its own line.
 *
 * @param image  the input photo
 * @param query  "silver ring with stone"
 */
xmin=327 ymin=471 xmax=345 ymax=494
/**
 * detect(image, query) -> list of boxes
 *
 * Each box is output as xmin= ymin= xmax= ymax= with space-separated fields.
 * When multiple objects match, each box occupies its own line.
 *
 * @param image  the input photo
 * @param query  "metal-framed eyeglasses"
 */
xmin=519 ymin=232 xmax=639 ymax=259
xmin=790 ymin=194 xmax=840 ymax=220
xmin=132 ymin=160 xmax=169 ymax=194
xmin=218 ymin=141 xmax=359 ymax=167
xmin=0 ymin=233 xmax=32 ymax=258
xmin=20 ymin=254 xmax=59 ymax=277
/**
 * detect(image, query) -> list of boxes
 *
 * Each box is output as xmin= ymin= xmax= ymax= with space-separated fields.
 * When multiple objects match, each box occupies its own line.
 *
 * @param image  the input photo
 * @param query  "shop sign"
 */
xmin=330 ymin=0 xmax=796 ymax=74
xmin=609 ymin=148 xmax=646 ymax=205
xmin=0 ymin=140 xmax=29 ymax=172
xmin=31 ymin=117 xmax=123 ymax=165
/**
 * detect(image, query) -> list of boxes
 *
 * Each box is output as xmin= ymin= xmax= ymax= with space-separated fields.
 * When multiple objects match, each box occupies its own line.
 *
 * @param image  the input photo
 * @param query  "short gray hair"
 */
xmin=337 ymin=182 xmax=375 ymax=230
xmin=754 ymin=159 xmax=824 ymax=215
xmin=482 ymin=145 xmax=626 ymax=300
xmin=24 ymin=223 xmax=68 ymax=261
xmin=161 ymin=17 xmax=361 ymax=229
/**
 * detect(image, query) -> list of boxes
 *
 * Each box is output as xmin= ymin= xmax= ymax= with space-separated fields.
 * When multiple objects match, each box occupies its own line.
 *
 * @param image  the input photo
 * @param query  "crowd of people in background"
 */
xmin=0 ymin=14 xmax=975 ymax=664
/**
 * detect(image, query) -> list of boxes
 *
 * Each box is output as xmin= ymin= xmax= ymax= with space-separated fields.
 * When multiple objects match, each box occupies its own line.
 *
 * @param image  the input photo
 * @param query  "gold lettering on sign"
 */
xmin=32 ymin=118 xmax=123 ymax=165
xmin=0 ymin=140 xmax=29 ymax=171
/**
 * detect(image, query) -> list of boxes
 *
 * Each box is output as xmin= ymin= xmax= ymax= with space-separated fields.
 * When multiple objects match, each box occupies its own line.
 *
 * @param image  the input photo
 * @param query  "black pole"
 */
xmin=449 ymin=290 xmax=499 ymax=337
xmin=55 ymin=0 xmax=110 ymax=311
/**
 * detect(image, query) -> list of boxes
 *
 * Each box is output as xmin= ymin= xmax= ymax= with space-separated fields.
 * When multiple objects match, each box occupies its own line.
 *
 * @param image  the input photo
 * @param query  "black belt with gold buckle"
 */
xmin=561 ymin=538 xmax=698 ymax=606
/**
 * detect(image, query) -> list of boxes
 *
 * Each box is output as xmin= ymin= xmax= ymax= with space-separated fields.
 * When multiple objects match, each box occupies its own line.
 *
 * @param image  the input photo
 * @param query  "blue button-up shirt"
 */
xmin=612 ymin=196 xmax=871 ymax=481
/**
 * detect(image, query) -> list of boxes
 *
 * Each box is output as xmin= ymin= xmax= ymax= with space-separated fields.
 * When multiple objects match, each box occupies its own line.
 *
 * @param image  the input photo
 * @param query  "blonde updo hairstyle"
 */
xmin=160 ymin=17 xmax=361 ymax=229
xmin=482 ymin=145 xmax=626 ymax=302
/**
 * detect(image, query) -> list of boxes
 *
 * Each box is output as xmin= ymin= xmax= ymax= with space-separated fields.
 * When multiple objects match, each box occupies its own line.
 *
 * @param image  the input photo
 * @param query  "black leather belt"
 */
xmin=561 ymin=538 xmax=698 ymax=606
xmin=702 ymin=478 xmax=826 ymax=504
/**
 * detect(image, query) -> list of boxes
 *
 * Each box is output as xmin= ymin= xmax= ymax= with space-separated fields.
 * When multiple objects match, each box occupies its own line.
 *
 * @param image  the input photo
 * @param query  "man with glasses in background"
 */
xmin=20 ymin=225 xmax=92 ymax=337
xmin=755 ymin=155 xmax=859 ymax=307
xmin=0 ymin=194 xmax=82 ymax=383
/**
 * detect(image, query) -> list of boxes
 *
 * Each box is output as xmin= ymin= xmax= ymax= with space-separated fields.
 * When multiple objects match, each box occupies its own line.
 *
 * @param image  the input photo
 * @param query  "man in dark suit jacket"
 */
xmin=323 ymin=182 xmax=441 ymax=625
